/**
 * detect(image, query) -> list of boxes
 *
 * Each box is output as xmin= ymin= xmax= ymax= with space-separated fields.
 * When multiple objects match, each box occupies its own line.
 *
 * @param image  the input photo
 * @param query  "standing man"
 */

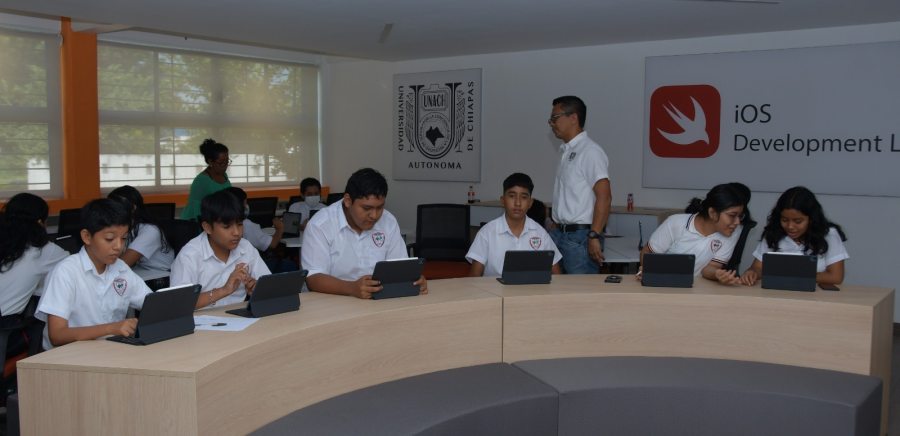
xmin=548 ymin=95 xmax=611 ymax=274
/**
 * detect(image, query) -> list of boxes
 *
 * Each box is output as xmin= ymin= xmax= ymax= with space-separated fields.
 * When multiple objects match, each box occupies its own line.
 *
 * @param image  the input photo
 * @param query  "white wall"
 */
xmin=321 ymin=22 xmax=900 ymax=318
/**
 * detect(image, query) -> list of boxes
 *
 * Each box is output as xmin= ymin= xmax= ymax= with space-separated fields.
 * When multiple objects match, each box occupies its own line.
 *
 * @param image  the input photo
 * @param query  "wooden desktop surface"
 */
xmin=17 ymin=276 xmax=893 ymax=435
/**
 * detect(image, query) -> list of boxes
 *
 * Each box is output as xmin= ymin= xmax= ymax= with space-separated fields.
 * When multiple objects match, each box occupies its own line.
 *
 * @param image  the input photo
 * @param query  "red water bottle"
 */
xmin=467 ymin=185 xmax=475 ymax=204
xmin=627 ymin=193 xmax=634 ymax=211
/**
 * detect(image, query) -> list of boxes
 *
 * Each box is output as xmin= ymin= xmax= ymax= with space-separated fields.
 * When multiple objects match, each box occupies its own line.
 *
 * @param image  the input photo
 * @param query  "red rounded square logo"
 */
xmin=649 ymin=85 xmax=721 ymax=158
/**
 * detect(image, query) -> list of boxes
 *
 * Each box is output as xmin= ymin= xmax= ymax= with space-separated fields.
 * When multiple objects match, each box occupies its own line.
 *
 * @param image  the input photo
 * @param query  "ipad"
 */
xmin=761 ymin=252 xmax=817 ymax=292
xmin=496 ymin=250 xmax=554 ymax=285
xmin=107 ymin=284 xmax=201 ymax=345
xmin=282 ymin=212 xmax=302 ymax=235
xmin=226 ymin=270 xmax=307 ymax=318
xmin=641 ymin=253 xmax=695 ymax=288
xmin=371 ymin=258 xmax=426 ymax=299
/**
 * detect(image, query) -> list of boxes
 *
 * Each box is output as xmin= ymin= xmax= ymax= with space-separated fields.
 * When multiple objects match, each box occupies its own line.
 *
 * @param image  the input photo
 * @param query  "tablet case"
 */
xmin=761 ymin=253 xmax=817 ymax=292
xmin=371 ymin=258 xmax=426 ymax=299
xmin=226 ymin=270 xmax=307 ymax=318
xmin=497 ymin=250 xmax=554 ymax=285
xmin=642 ymin=253 xmax=695 ymax=288
xmin=107 ymin=284 xmax=201 ymax=345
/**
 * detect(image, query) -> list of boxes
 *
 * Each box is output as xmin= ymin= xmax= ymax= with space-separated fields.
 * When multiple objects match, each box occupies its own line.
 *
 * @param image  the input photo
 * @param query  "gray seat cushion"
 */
xmin=514 ymin=356 xmax=881 ymax=436
xmin=252 ymin=363 xmax=558 ymax=436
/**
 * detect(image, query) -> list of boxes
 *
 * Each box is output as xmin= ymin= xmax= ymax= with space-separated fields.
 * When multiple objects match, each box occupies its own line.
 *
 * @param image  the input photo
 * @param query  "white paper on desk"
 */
xmin=194 ymin=315 xmax=259 ymax=332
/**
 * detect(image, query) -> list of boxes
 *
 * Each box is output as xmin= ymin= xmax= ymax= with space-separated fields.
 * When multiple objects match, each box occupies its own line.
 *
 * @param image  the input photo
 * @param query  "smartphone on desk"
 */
xmin=604 ymin=275 xmax=622 ymax=283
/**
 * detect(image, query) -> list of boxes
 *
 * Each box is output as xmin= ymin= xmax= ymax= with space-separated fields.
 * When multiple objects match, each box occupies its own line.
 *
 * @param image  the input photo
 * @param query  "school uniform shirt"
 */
xmin=242 ymin=218 xmax=273 ymax=252
xmin=647 ymin=213 xmax=741 ymax=277
xmin=0 ymin=242 xmax=68 ymax=316
xmin=466 ymin=215 xmax=563 ymax=277
xmin=301 ymin=201 xmax=407 ymax=282
xmin=552 ymin=131 xmax=610 ymax=225
xmin=287 ymin=201 xmax=326 ymax=226
xmin=36 ymin=248 xmax=152 ymax=350
xmin=751 ymin=227 xmax=849 ymax=272
xmin=169 ymin=232 xmax=271 ymax=308
xmin=127 ymin=223 xmax=175 ymax=280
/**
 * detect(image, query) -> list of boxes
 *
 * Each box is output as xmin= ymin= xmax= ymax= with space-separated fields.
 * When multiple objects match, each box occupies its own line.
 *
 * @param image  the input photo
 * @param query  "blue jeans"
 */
xmin=550 ymin=228 xmax=601 ymax=274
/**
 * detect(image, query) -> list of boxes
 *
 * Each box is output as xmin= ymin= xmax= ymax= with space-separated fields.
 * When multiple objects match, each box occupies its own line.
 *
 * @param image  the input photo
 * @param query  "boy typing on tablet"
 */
xmin=36 ymin=199 xmax=152 ymax=349
xmin=301 ymin=168 xmax=427 ymax=299
xmin=466 ymin=173 xmax=562 ymax=277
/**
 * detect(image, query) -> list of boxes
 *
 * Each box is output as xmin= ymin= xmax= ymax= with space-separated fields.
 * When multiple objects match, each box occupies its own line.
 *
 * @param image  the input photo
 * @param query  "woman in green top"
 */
xmin=180 ymin=138 xmax=233 ymax=220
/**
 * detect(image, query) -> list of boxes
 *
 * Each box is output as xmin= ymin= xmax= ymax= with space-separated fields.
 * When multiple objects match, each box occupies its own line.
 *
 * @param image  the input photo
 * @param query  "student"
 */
xmin=740 ymin=186 xmax=848 ymax=286
xmin=224 ymin=187 xmax=285 ymax=252
xmin=0 ymin=193 xmax=68 ymax=319
xmin=108 ymin=185 xmax=174 ymax=288
xmin=180 ymin=138 xmax=232 ymax=221
xmin=466 ymin=173 xmax=562 ymax=277
xmin=287 ymin=177 xmax=325 ymax=231
xmin=170 ymin=190 xmax=270 ymax=309
xmin=638 ymin=183 xmax=746 ymax=285
xmin=36 ymin=199 xmax=151 ymax=349
xmin=302 ymin=168 xmax=427 ymax=299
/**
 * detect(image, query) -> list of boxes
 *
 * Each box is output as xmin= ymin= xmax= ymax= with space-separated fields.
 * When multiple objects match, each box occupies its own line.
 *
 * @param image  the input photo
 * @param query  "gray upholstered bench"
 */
xmin=251 ymin=363 xmax=558 ymax=436
xmin=514 ymin=356 xmax=882 ymax=436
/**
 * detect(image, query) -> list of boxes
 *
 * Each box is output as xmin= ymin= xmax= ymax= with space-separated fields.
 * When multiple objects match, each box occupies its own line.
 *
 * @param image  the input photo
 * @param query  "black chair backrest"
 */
xmin=288 ymin=195 xmax=303 ymax=208
xmin=56 ymin=208 xmax=82 ymax=238
xmin=247 ymin=197 xmax=278 ymax=228
xmin=724 ymin=219 xmax=757 ymax=272
xmin=527 ymin=199 xmax=546 ymax=225
xmin=415 ymin=204 xmax=471 ymax=261
xmin=325 ymin=192 xmax=344 ymax=205
xmin=144 ymin=202 xmax=176 ymax=221
xmin=159 ymin=219 xmax=202 ymax=256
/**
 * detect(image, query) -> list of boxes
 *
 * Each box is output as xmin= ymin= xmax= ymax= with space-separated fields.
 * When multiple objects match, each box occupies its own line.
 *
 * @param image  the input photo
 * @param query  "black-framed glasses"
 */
xmin=548 ymin=112 xmax=572 ymax=123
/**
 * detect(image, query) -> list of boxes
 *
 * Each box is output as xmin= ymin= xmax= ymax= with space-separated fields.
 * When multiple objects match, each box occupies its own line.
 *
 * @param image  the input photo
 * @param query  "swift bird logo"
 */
xmin=648 ymin=84 xmax=721 ymax=158
xmin=657 ymin=97 xmax=709 ymax=145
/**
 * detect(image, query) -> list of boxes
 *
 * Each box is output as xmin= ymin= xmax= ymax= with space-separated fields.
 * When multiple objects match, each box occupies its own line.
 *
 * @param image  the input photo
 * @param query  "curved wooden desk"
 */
xmin=17 ymin=276 xmax=892 ymax=435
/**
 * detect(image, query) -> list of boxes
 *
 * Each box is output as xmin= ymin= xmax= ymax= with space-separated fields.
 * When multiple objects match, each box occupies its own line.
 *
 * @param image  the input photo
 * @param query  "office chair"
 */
xmin=412 ymin=204 xmax=471 ymax=261
xmin=247 ymin=197 xmax=278 ymax=228
xmin=56 ymin=208 xmax=82 ymax=238
xmin=159 ymin=219 xmax=202 ymax=256
xmin=325 ymin=192 xmax=344 ymax=205
xmin=527 ymin=199 xmax=547 ymax=226
xmin=288 ymin=195 xmax=303 ymax=209
xmin=144 ymin=202 xmax=176 ymax=221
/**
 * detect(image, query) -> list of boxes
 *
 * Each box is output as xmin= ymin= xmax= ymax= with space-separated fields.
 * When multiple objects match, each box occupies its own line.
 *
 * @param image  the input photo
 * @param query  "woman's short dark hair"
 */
xmin=199 ymin=138 xmax=229 ymax=164
xmin=344 ymin=168 xmax=388 ymax=201
xmin=0 ymin=193 xmax=52 ymax=272
xmin=80 ymin=198 xmax=131 ymax=236
xmin=300 ymin=177 xmax=322 ymax=193
xmin=684 ymin=183 xmax=747 ymax=219
xmin=502 ymin=173 xmax=534 ymax=195
xmin=200 ymin=190 xmax=244 ymax=225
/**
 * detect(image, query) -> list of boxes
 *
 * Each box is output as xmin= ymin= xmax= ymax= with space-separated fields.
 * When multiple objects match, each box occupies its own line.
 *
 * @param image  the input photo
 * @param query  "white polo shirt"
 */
xmin=36 ymin=248 xmax=152 ymax=350
xmin=288 ymin=201 xmax=326 ymax=226
xmin=242 ymin=218 xmax=272 ymax=252
xmin=751 ymin=227 xmax=848 ymax=272
xmin=127 ymin=223 xmax=175 ymax=280
xmin=0 ymin=242 xmax=68 ymax=316
xmin=647 ymin=213 xmax=740 ymax=276
xmin=466 ymin=215 xmax=562 ymax=277
xmin=552 ymin=131 xmax=610 ymax=225
xmin=169 ymin=232 xmax=271 ymax=308
xmin=301 ymin=201 xmax=407 ymax=281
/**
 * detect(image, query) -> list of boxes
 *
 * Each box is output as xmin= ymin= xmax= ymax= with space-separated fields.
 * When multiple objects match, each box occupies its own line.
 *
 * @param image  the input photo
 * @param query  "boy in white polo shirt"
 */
xmin=466 ymin=173 xmax=562 ymax=277
xmin=170 ymin=190 xmax=271 ymax=309
xmin=36 ymin=199 xmax=152 ymax=350
xmin=302 ymin=168 xmax=427 ymax=299
xmin=287 ymin=177 xmax=326 ymax=231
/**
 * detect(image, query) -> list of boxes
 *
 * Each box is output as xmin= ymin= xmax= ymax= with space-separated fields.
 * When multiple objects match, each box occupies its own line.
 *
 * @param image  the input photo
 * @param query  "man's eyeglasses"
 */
xmin=548 ymin=112 xmax=572 ymax=123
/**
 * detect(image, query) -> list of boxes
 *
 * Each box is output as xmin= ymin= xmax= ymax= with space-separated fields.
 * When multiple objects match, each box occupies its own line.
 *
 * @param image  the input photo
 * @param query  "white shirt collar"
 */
xmin=198 ymin=232 xmax=247 ymax=265
xmin=77 ymin=246 xmax=127 ymax=277
xmin=496 ymin=216 xmax=540 ymax=237
xmin=559 ymin=131 xmax=589 ymax=152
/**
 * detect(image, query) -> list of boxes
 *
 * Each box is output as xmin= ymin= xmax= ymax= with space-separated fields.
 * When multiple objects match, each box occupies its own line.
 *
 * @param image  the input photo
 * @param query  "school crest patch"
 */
xmin=568 ymin=152 xmax=577 ymax=162
xmin=710 ymin=239 xmax=722 ymax=253
xmin=113 ymin=278 xmax=128 ymax=296
xmin=372 ymin=232 xmax=386 ymax=247
xmin=529 ymin=236 xmax=542 ymax=250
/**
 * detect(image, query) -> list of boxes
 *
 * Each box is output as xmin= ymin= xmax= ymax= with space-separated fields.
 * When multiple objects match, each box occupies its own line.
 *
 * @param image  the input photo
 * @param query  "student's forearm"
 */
xmin=816 ymin=263 xmax=845 ymax=285
xmin=700 ymin=264 xmax=719 ymax=281
xmin=268 ymin=229 xmax=284 ymax=251
xmin=49 ymin=322 xmax=127 ymax=346
xmin=591 ymin=179 xmax=611 ymax=234
xmin=469 ymin=262 xmax=485 ymax=277
xmin=306 ymin=274 xmax=355 ymax=296
xmin=195 ymin=284 xmax=238 ymax=309
xmin=121 ymin=249 xmax=142 ymax=267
